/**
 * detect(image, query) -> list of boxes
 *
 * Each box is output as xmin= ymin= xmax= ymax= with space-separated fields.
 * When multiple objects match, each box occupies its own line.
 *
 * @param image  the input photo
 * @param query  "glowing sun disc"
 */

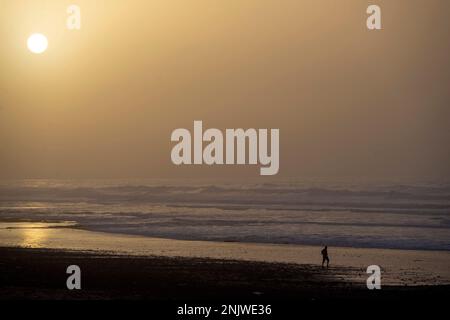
xmin=27 ymin=33 xmax=48 ymax=54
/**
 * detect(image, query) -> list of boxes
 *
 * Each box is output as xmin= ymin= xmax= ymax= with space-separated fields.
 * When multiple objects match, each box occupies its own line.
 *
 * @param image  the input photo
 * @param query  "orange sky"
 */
xmin=0 ymin=0 xmax=449 ymax=180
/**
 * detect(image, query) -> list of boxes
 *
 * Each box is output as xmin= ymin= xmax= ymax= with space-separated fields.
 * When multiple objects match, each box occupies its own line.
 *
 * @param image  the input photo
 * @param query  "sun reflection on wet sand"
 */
xmin=20 ymin=223 xmax=49 ymax=248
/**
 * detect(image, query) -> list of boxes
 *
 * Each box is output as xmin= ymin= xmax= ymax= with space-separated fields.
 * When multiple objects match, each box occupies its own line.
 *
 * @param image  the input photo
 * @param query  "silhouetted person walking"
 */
xmin=321 ymin=246 xmax=330 ymax=268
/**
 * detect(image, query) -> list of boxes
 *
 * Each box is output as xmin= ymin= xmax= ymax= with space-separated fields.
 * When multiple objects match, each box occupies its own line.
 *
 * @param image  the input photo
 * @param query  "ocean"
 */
xmin=0 ymin=178 xmax=449 ymax=251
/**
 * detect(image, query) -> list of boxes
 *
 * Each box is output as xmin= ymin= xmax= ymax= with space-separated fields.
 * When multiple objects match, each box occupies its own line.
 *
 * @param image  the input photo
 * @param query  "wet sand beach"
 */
xmin=1 ymin=246 xmax=450 ymax=302
xmin=0 ymin=221 xmax=449 ymax=300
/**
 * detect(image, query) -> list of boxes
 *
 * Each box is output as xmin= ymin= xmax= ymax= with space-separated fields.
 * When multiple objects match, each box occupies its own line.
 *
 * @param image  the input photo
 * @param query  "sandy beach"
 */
xmin=1 ymin=246 xmax=449 ymax=303
xmin=1 ymin=221 xmax=449 ymax=290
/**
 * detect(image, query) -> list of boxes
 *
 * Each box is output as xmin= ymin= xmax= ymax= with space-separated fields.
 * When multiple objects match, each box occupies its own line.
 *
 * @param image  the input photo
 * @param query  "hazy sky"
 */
xmin=0 ymin=0 xmax=449 ymax=180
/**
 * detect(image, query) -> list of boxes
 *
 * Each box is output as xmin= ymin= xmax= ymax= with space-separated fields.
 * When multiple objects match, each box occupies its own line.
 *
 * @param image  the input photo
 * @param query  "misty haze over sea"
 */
xmin=0 ymin=179 xmax=449 ymax=251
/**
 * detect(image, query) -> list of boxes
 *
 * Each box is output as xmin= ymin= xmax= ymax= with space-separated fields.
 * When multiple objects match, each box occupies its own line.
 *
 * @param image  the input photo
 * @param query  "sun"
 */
xmin=27 ymin=33 xmax=48 ymax=54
